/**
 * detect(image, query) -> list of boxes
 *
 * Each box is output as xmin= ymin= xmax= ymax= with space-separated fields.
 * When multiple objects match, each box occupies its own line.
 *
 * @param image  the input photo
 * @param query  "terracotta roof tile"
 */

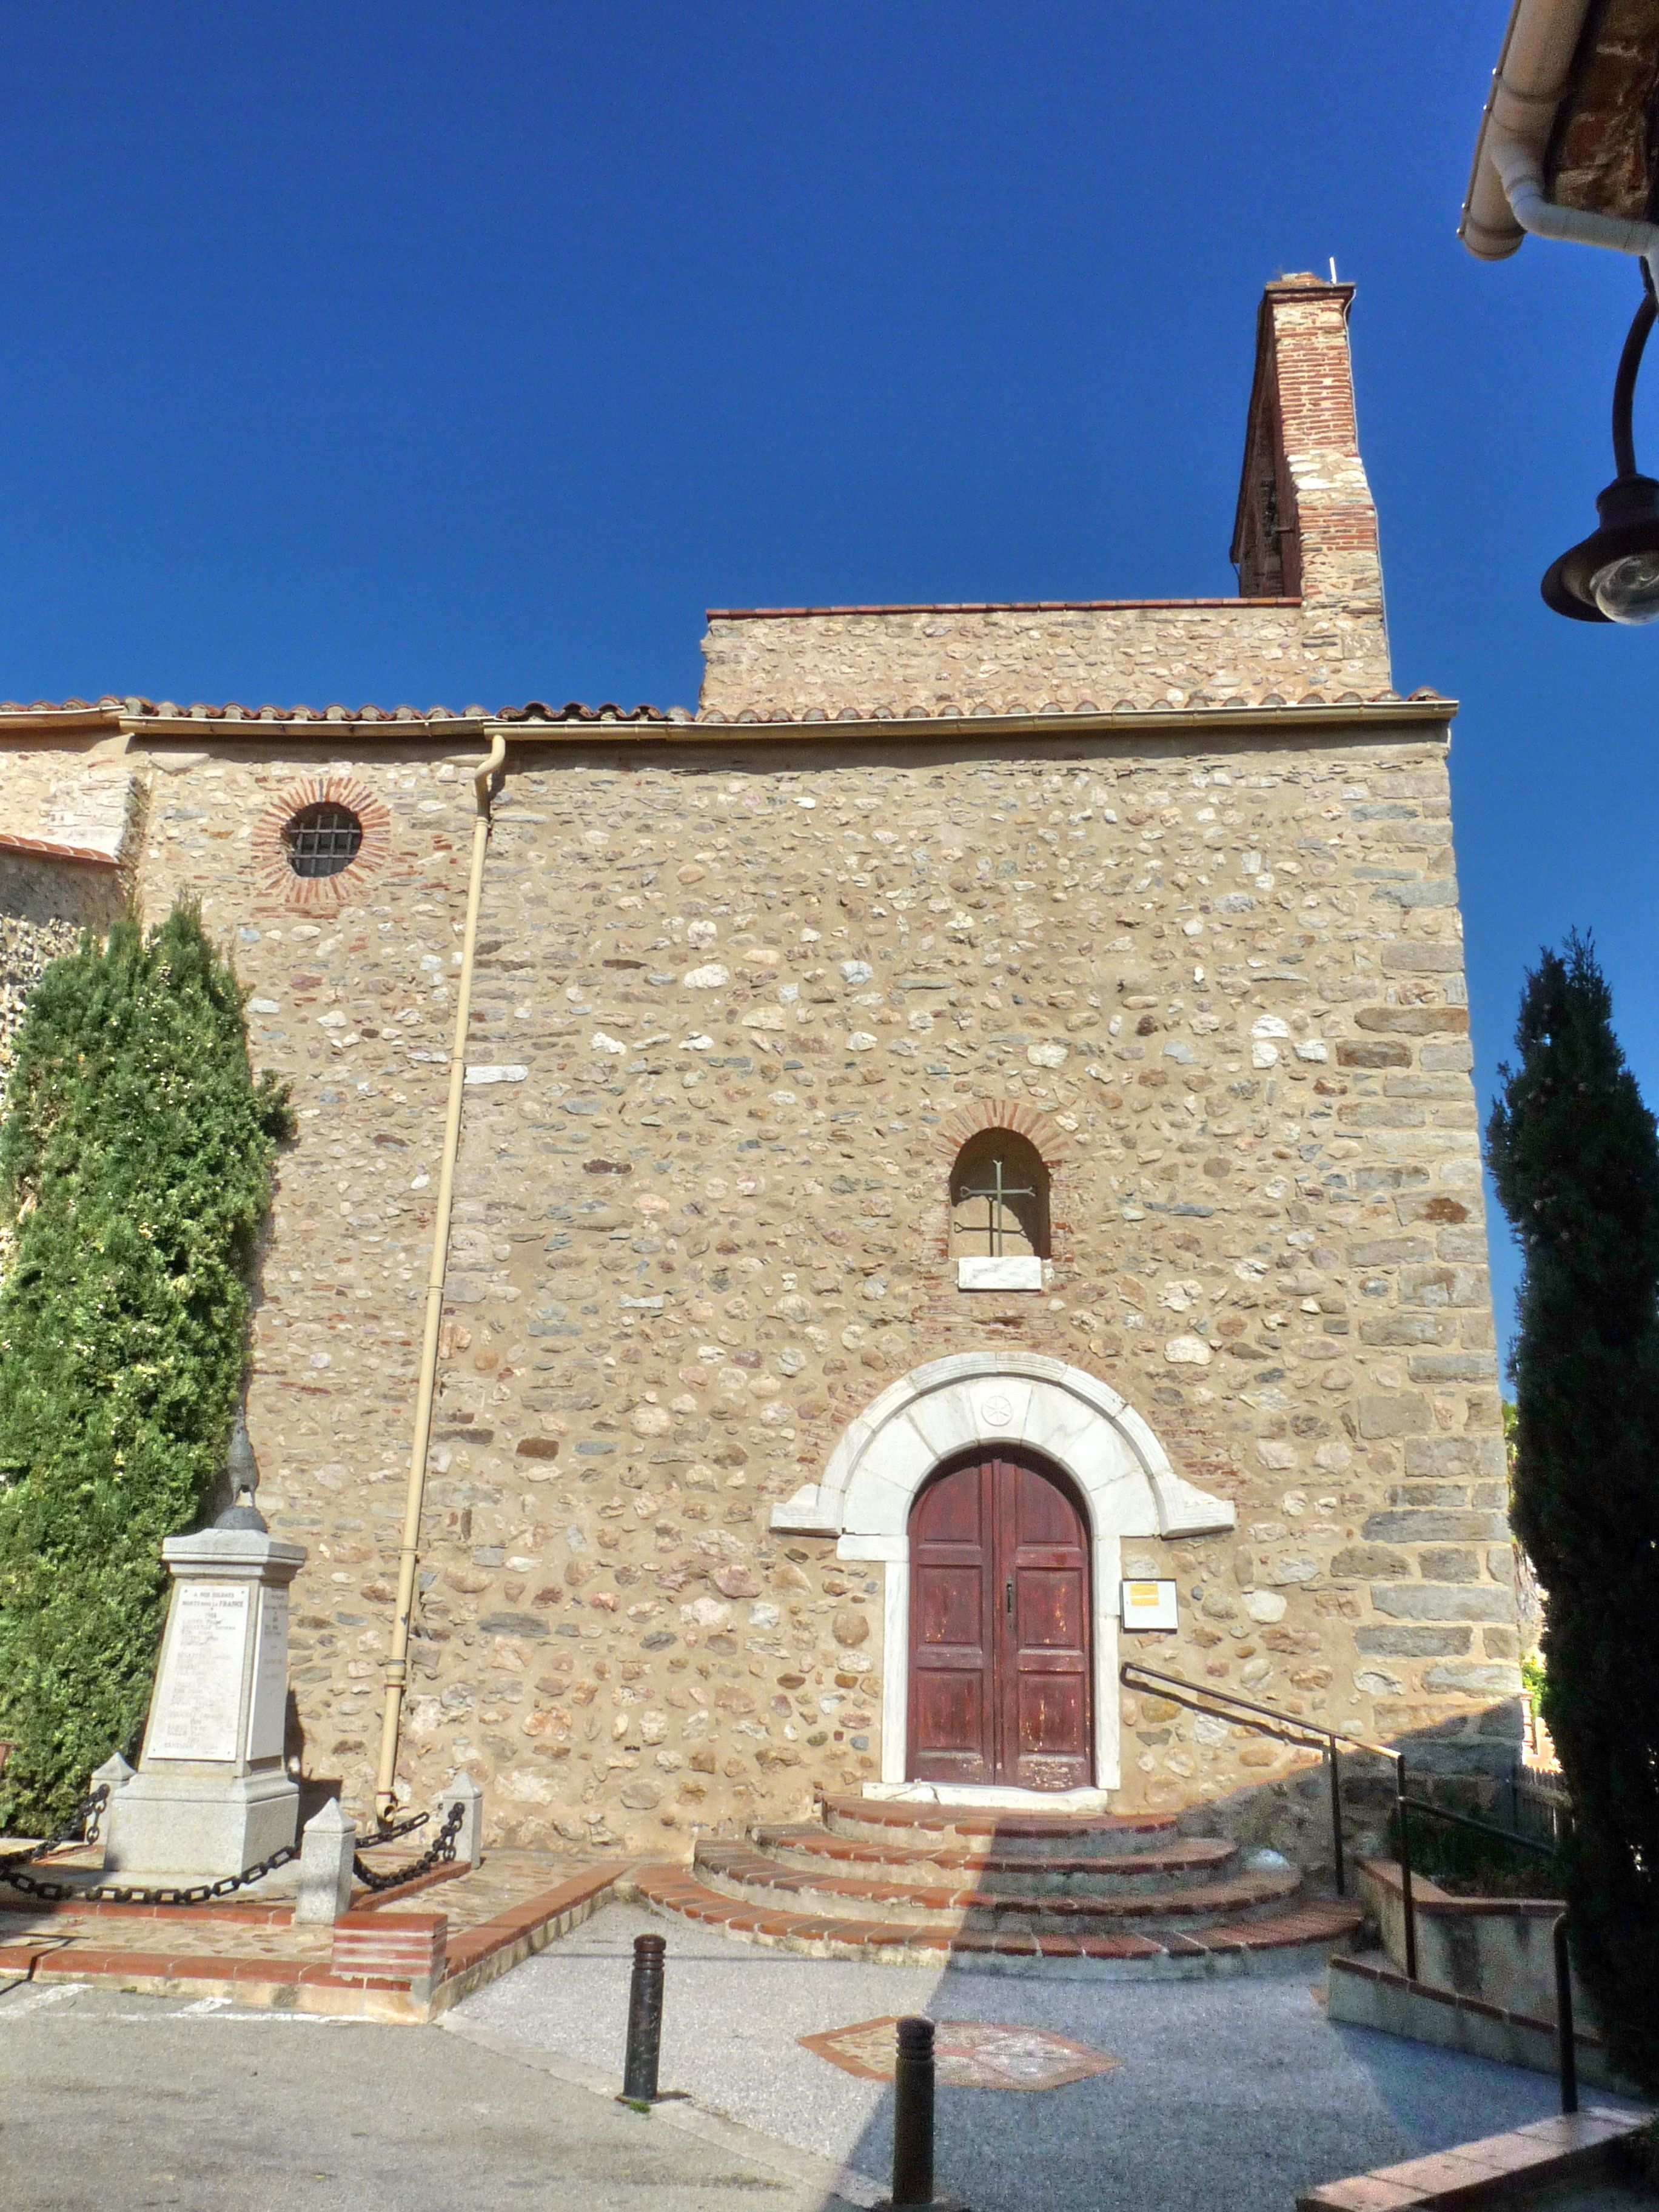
xmin=0 ymin=688 xmax=1448 ymax=729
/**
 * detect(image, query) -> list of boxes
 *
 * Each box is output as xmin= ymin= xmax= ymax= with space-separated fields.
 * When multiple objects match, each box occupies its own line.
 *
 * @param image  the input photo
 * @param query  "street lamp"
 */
xmin=1541 ymin=283 xmax=1659 ymax=623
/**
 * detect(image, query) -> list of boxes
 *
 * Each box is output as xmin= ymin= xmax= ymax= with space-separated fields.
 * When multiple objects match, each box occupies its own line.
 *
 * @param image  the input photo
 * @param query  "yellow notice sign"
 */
xmin=1119 ymin=1578 xmax=1178 ymax=1630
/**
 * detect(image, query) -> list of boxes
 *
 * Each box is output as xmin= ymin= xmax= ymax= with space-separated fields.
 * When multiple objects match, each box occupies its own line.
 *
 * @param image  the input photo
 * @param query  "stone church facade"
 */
xmin=0 ymin=275 xmax=1515 ymax=1858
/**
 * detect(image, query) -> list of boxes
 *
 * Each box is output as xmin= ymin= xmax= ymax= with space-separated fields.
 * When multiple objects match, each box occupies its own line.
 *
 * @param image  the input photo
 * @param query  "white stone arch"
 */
xmin=771 ymin=1352 xmax=1235 ymax=1800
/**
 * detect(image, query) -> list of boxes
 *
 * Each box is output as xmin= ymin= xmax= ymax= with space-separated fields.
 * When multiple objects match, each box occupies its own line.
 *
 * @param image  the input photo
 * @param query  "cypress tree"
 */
xmin=1486 ymin=933 xmax=1659 ymax=2092
xmin=0 ymin=904 xmax=290 ymax=1834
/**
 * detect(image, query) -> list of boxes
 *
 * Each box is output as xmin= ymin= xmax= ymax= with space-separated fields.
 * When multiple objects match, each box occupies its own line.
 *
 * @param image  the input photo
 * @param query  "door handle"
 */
xmin=1005 ymin=1577 xmax=1014 ymax=1620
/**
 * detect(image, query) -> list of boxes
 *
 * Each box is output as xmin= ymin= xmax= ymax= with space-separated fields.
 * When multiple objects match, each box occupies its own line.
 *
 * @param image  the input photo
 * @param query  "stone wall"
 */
xmin=1 ymin=711 xmax=1512 ymax=1860
xmin=699 ymin=599 xmax=1391 ymax=722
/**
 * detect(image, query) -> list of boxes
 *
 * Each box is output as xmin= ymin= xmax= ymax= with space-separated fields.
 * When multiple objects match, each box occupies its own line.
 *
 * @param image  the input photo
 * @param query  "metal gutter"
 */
xmin=1461 ymin=0 xmax=1597 ymax=259
xmin=0 ymin=700 xmax=1454 ymax=751
xmin=480 ymin=700 xmax=1456 ymax=746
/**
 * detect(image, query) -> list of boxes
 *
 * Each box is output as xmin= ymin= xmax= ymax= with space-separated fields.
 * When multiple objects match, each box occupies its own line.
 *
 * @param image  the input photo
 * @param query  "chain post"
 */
xmin=1553 ymin=1914 xmax=1578 ymax=2114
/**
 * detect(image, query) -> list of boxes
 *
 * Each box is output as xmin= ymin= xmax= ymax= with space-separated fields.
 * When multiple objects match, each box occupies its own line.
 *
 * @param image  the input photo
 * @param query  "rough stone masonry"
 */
xmin=0 ymin=274 xmax=1515 ymax=1862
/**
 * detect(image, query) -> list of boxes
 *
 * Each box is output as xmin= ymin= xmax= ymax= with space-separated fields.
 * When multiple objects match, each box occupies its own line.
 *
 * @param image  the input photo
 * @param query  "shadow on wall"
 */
xmin=1130 ymin=1701 xmax=1528 ymax=1885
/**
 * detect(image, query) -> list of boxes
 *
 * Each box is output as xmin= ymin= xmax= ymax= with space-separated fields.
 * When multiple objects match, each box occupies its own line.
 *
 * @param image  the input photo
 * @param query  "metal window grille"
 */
xmin=283 ymin=803 xmax=363 ymax=879
xmin=955 ymin=1153 xmax=1038 ymax=1256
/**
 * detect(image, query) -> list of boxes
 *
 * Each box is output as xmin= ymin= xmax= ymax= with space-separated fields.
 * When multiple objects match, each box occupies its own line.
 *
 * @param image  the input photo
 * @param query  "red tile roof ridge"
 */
xmin=0 ymin=697 xmax=676 ymax=725
xmin=0 ymin=830 xmax=121 ymax=868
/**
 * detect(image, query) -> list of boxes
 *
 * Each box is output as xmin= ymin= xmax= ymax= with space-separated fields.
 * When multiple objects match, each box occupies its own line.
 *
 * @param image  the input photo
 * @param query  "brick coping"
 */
xmin=1329 ymin=1953 xmax=1610 ymax=2056
xmin=706 ymin=597 xmax=1304 ymax=618
xmin=0 ymin=1860 xmax=629 ymax=2023
xmin=1296 ymin=2107 xmax=1649 ymax=2210
xmin=1359 ymin=1856 xmax=1567 ymax=1922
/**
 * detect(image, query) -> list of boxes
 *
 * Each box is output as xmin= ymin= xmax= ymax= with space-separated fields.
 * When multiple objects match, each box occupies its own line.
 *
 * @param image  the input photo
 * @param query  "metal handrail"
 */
xmin=1120 ymin=1660 xmax=1399 ymax=1760
xmin=1119 ymin=1657 xmax=1580 ymax=2115
xmin=1120 ymin=1658 xmax=1408 ymax=1915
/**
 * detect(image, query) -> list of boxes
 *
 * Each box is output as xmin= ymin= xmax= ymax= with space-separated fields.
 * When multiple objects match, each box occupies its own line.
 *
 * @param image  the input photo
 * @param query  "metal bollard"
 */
xmin=877 ymin=2016 xmax=967 ymax=2211
xmin=891 ymin=2016 xmax=936 ymax=2207
xmin=622 ymin=1934 xmax=667 ymax=2104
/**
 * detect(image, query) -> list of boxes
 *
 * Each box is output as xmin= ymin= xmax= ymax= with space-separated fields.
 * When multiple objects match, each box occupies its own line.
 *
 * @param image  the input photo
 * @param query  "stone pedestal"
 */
xmin=102 ymin=1526 xmax=305 ymax=1880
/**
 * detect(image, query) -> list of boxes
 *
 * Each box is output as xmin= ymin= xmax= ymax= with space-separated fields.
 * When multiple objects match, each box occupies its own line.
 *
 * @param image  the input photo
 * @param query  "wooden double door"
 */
xmin=907 ymin=1452 xmax=1092 ymax=1792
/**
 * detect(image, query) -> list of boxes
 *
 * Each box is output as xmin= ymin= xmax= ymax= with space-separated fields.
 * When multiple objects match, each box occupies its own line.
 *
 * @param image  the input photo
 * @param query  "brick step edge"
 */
xmin=752 ymin=1825 xmax=1238 ymax=1880
xmin=635 ymin=1863 xmax=1362 ymax=1965
xmin=821 ymin=1797 xmax=1179 ymax=1848
xmin=696 ymin=1843 xmax=1299 ymax=1924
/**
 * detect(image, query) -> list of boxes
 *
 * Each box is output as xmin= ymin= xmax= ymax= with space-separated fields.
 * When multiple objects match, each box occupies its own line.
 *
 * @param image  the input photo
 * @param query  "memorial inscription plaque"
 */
xmin=246 ymin=1589 xmax=289 ymax=1762
xmin=147 ymin=1582 xmax=250 ymax=1761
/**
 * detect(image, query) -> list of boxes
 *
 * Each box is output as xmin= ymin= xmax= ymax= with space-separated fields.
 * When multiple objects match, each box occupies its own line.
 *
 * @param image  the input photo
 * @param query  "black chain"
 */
xmin=1 ymin=1788 xmax=462 ymax=1908
xmin=0 ymin=1785 xmax=110 ymax=1877
xmin=0 ymin=1783 xmax=304 ymax=1908
xmin=2 ymin=1841 xmax=301 ymax=1907
xmin=354 ymin=1808 xmax=430 ymax=1849
xmin=351 ymin=1802 xmax=464 ymax=1893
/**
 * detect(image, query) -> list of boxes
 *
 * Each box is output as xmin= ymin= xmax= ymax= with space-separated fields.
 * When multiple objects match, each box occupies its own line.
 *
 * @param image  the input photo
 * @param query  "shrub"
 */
xmin=1487 ymin=933 xmax=1659 ymax=2093
xmin=0 ymin=903 xmax=290 ymax=1833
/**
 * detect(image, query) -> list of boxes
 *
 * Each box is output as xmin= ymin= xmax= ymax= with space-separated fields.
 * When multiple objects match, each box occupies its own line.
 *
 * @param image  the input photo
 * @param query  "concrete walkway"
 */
xmin=452 ymin=1900 xmax=1646 ymax=2212
xmin=0 ymin=1974 xmax=863 ymax=2211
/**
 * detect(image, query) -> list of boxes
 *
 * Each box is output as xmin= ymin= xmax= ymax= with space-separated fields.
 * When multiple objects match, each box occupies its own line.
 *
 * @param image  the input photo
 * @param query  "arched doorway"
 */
xmin=907 ymin=1450 xmax=1091 ymax=1792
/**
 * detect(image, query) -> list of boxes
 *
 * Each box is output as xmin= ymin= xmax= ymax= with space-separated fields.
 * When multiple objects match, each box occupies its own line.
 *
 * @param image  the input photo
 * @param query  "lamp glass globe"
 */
xmin=1591 ymin=549 xmax=1659 ymax=623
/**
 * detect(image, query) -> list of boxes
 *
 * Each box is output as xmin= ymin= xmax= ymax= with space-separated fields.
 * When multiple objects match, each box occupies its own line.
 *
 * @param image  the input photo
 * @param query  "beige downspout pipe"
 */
xmin=374 ymin=731 xmax=508 ymax=1822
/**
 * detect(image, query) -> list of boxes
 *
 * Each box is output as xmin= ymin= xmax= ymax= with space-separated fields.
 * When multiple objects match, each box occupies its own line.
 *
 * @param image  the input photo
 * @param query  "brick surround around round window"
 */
xmin=256 ymin=774 xmax=390 ymax=911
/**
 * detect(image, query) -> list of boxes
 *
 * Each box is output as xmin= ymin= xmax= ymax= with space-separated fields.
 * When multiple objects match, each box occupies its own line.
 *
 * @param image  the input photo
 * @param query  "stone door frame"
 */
xmin=770 ymin=1352 xmax=1235 ymax=1797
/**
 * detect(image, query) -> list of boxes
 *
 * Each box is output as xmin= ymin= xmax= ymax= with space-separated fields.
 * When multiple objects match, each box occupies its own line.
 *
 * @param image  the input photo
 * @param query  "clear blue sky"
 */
xmin=3 ymin=2 xmax=1654 ymax=1358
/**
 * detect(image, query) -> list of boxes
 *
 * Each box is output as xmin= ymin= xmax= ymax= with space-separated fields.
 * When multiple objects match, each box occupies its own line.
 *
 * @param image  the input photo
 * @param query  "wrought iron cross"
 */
xmin=957 ymin=1154 xmax=1036 ymax=1256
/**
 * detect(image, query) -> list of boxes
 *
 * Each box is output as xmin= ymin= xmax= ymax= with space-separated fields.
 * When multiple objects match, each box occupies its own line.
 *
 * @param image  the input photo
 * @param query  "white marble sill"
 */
xmin=956 ymin=1255 xmax=1044 ymax=1292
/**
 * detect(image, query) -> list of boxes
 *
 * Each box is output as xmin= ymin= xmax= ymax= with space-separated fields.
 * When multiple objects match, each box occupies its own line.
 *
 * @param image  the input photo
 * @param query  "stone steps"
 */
xmin=632 ymin=1861 xmax=1364 ymax=1977
xmin=632 ymin=1793 xmax=1363 ymax=1974
xmin=694 ymin=1839 xmax=1301 ymax=1931
xmin=751 ymin=1821 xmax=1238 ymax=1894
xmin=819 ymin=1795 xmax=1180 ymax=1857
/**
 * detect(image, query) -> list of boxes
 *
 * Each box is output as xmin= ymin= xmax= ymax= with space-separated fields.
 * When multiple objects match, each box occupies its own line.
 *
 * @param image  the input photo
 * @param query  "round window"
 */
xmin=282 ymin=802 xmax=363 ymax=879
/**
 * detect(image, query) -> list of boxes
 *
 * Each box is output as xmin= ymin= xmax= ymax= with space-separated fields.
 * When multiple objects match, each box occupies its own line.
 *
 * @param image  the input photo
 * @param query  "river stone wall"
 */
xmin=65 ymin=717 xmax=1514 ymax=1858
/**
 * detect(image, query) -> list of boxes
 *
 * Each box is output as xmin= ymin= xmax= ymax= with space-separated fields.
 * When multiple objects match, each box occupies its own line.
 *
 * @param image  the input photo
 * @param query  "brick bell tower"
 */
xmin=1231 ymin=273 xmax=1387 ymax=637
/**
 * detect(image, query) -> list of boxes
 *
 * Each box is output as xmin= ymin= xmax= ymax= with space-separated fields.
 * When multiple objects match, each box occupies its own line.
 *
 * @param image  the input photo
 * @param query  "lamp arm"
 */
xmin=1612 ymin=286 xmax=1658 ymax=482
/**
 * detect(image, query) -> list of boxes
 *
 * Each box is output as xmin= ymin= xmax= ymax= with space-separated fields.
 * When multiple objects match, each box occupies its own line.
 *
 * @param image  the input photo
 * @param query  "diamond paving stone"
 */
xmin=799 ymin=2014 xmax=1119 ymax=2090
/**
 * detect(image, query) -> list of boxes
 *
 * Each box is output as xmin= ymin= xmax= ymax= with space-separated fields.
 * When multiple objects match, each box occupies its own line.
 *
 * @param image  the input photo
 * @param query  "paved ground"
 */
xmin=454 ymin=1900 xmax=1649 ymax=2212
xmin=0 ymin=1974 xmax=863 ymax=2211
xmin=2 ymin=1903 xmax=1645 ymax=2212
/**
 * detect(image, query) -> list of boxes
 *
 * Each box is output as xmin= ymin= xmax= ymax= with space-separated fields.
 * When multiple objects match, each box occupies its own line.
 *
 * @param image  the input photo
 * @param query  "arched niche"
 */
xmin=771 ymin=1352 xmax=1235 ymax=1798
